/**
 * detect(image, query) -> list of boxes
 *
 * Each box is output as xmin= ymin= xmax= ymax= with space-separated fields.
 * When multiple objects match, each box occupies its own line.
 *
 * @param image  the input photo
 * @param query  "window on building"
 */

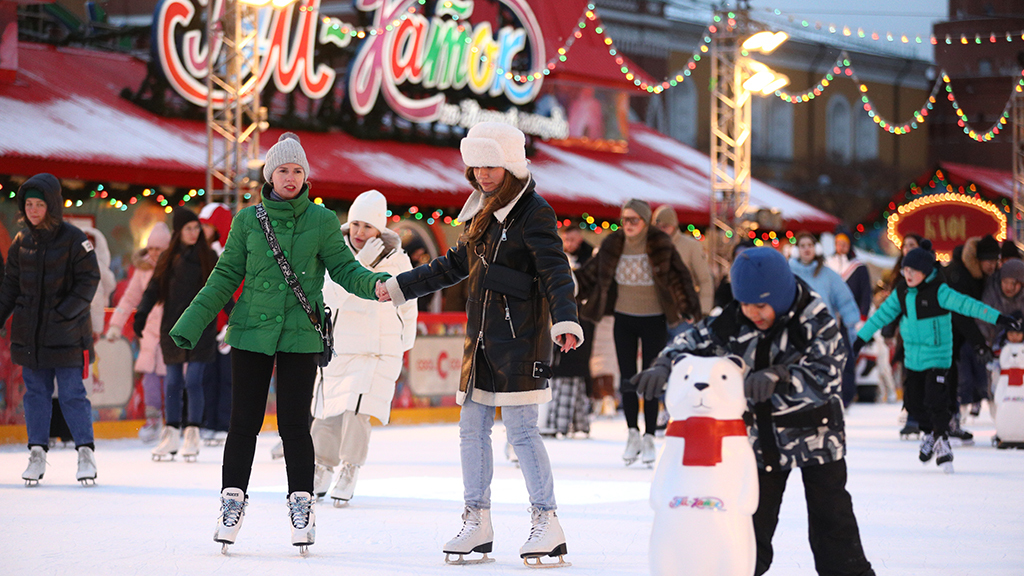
xmin=827 ymin=95 xmax=852 ymax=164
xmin=854 ymin=110 xmax=878 ymax=160
xmin=752 ymin=96 xmax=794 ymax=160
xmin=667 ymin=79 xmax=698 ymax=147
xmin=978 ymin=59 xmax=993 ymax=75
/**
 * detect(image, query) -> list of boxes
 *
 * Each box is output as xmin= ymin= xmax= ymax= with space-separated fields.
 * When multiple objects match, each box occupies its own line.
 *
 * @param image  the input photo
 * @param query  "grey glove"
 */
xmin=633 ymin=356 xmax=673 ymax=400
xmin=356 ymin=237 xmax=386 ymax=267
xmin=744 ymin=365 xmax=791 ymax=404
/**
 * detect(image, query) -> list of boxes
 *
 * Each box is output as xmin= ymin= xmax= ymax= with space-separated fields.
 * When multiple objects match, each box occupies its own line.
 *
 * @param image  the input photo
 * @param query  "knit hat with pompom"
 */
xmin=263 ymin=132 xmax=309 ymax=183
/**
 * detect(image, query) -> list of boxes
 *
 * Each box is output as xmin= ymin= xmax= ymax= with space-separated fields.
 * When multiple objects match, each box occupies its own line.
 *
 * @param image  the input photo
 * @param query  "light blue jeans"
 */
xmin=164 ymin=362 xmax=205 ymax=427
xmin=460 ymin=395 xmax=556 ymax=511
xmin=22 ymin=366 xmax=94 ymax=448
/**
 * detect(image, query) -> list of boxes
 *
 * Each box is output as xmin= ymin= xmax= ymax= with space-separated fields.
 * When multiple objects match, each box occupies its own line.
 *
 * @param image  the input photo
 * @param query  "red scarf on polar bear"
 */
xmin=666 ymin=417 xmax=748 ymax=466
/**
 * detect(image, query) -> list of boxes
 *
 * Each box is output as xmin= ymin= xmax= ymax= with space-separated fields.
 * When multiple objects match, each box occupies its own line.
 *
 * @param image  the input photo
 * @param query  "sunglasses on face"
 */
xmin=621 ymin=216 xmax=642 ymax=226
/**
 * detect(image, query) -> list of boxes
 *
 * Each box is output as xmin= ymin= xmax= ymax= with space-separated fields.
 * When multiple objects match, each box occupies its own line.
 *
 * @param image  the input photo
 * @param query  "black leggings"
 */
xmin=222 ymin=348 xmax=317 ymax=494
xmin=613 ymin=312 xmax=668 ymax=435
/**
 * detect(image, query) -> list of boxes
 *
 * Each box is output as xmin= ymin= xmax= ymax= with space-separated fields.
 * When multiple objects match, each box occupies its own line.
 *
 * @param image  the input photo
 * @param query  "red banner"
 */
xmin=888 ymin=193 xmax=1007 ymax=261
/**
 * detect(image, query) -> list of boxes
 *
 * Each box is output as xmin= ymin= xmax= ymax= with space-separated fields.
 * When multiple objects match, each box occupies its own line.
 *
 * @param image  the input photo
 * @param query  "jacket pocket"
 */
xmin=482 ymin=263 xmax=535 ymax=300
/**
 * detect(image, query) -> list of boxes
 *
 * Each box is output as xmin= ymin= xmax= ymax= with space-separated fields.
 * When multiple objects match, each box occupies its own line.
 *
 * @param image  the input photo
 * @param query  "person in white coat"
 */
xmin=311 ymin=190 xmax=417 ymax=505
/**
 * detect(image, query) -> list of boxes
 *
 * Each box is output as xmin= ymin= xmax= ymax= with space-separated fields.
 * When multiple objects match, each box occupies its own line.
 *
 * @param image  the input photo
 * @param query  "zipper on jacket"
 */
xmin=469 ymin=218 xmax=515 ymax=389
xmin=502 ymin=295 xmax=516 ymax=338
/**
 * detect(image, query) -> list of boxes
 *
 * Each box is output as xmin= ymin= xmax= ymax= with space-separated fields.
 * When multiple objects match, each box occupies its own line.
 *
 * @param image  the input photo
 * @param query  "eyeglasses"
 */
xmin=621 ymin=216 xmax=642 ymax=226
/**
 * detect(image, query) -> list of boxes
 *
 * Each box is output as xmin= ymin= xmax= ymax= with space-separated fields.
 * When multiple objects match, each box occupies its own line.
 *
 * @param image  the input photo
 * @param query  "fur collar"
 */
xmin=456 ymin=175 xmax=533 ymax=223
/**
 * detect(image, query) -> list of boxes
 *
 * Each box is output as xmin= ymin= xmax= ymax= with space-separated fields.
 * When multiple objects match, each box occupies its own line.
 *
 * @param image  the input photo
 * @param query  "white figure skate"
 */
xmin=313 ymin=463 xmax=333 ymax=499
xmin=443 ymin=506 xmax=495 ymax=565
xmin=152 ymin=426 xmax=180 ymax=461
xmin=520 ymin=507 xmax=570 ymax=568
xmin=138 ymin=409 xmax=161 ymax=444
xmin=214 ymin=487 xmax=248 ymax=554
xmin=180 ymin=426 xmax=201 ymax=462
xmin=641 ymin=434 xmax=657 ymax=467
xmin=76 ymin=446 xmax=97 ymax=486
xmin=270 ymin=439 xmax=285 ymax=460
xmin=329 ymin=462 xmax=359 ymax=507
xmin=622 ymin=429 xmax=642 ymax=466
xmin=22 ymin=446 xmax=46 ymax=487
xmin=288 ymin=491 xmax=316 ymax=555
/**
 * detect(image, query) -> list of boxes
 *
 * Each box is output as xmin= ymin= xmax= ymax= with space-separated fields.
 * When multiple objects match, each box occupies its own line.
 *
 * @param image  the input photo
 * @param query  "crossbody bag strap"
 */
xmin=254 ymin=203 xmax=325 ymax=338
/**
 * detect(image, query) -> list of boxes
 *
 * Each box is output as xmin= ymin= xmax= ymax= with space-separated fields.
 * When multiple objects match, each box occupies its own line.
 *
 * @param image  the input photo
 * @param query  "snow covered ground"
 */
xmin=2 ymin=402 xmax=1022 ymax=576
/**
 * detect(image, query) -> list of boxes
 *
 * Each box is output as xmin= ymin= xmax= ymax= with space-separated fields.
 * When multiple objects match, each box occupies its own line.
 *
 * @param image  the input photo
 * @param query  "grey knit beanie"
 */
xmin=622 ymin=198 xmax=652 ymax=224
xmin=263 ymin=132 xmax=310 ymax=182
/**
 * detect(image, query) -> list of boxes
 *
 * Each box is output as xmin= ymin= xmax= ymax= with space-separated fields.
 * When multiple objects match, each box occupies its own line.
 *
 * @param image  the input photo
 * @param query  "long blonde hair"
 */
xmin=460 ymin=167 xmax=529 ymax=247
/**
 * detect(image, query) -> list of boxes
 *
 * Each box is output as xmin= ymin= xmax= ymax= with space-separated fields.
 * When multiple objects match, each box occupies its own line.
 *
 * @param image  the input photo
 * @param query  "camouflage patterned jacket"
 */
xmin=661 ymin=278 xmax=847 ymax=471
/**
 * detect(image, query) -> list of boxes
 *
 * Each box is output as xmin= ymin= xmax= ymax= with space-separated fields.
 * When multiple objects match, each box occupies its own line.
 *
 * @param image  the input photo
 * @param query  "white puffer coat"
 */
xmin=313 ymin=225 xmax=417 ymax=424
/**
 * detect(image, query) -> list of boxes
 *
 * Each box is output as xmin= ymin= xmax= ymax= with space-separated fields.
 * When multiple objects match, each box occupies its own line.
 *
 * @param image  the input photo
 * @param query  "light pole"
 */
xmin=707 ymin=2 xmax=789 ymax=277
xmin=1014 ymin=86 xmax=1024 ymax=241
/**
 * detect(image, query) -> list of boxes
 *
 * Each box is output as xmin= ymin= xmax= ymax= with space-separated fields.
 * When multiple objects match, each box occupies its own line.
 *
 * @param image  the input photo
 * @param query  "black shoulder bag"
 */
xmin=254 ymin=203 xmax=335 ymax=367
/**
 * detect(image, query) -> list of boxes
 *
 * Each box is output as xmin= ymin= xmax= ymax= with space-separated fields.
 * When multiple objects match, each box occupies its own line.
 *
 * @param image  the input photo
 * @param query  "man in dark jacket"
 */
xmin=634 ymin=247 xmax=874 ymax=576
xmin=0 ymin=173 xmax=101 ymax=486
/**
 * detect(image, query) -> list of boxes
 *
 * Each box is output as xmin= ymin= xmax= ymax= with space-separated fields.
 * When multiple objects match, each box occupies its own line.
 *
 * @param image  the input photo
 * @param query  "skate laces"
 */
xmin=220 ymin=496 xmax=246 ymax=528
xmin=526 ymin=507 xmax=551 ymax=543
xmin=454 ymin=507 xmax=482 ymax=540
xmin=288 ymin=494 xmax=312 ymax=529
xmin=341 ymin=462 xmax=357 ymax=481
xmin=29 ymin=449 xmax=46 ymax=468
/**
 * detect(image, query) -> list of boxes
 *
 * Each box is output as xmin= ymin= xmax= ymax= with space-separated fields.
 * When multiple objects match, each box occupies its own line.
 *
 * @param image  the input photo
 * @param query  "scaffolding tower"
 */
xmin=1014 ymin=87 xmax=1024 ymax=241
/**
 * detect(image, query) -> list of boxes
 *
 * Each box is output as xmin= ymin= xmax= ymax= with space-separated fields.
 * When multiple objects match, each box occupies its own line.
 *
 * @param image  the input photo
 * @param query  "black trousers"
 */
xmin=222 ymin=348 xmax=317 ymax=494
xmin=613 ymin=312 xmax=668 ymax=434
xmin=903 ymin=368 xmax=951 ymax=437
xmin=754 ymin=459 xmax=874 ymax=576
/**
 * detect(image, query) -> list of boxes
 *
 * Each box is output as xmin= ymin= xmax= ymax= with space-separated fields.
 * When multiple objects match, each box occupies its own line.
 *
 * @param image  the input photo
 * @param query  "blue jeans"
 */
xmin=165 ymin=362 xmax=206 ymax=427
xmin=22 ymin=366 xmax=94 ymax=449
xmin=460 ymin=395 xmax=556 ymax=511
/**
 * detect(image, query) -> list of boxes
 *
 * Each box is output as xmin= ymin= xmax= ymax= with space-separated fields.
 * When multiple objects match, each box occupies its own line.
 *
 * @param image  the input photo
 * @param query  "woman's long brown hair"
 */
xmin=795 ymin=231 xmax=826 ymax=277
xmin=151 ymin=229 xmax=217 ymax=303
xmin=460 ymin=167 xmax=529 ymax=247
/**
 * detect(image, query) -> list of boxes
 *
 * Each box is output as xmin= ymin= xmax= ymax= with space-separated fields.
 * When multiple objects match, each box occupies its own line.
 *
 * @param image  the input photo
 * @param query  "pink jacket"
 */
xmin=109 ymin=263 xmax=166 ymax=376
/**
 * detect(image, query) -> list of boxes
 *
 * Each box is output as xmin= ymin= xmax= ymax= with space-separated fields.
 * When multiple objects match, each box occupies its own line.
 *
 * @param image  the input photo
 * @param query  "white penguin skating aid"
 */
xmin=519 ymin=507 xmax=570 ymax=568
xmin=994 ymin=342 xmax=1024 ymax=448
xmin=287 ymin=491 xmax=316 ymax=555
xmin=649 ymin=354 xmax=758 ymax=576
xmin=443 ymin=506 xmax=495 ymax=565
xmin=214 ymin=487 xmax=248 ymax=554
xmin=22 ymin=446 xmax=46 ymax=486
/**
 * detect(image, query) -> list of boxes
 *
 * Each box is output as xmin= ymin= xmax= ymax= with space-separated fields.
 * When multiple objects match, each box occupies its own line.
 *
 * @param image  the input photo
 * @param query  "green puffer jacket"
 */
xmin=170 ymin=186 xmax=390 ymax=355
xmin=858 ymin=270 xmax=1001 ymax=371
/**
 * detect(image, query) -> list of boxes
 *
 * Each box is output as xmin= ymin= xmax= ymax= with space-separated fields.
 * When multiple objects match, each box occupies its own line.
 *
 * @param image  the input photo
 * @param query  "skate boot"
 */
xmin=948 ymin=414 xmax=974 ymax=446
xmin=76 ymin=446 xmax=97 ymax=486
xmin=443 ymin=506 xmax=495 ymax=565
xmin=313 ymin=463 xmax=333 ymax=499
xmin=934 ymin=435 xmax=954 ymax=473
xmin=214 ymin=487 xmax=248 ymax=554
xmin=520 ymin=507 xmax=570 ymax=568
xmin=138 ymin=408 xmax=161 ymax=444
xmin=641 ymin=434 xmax=657 ymax=466
xmin=180 ymin=426 xmax=201 ymax=462
xmin=622 ymin=429 xmax=642 ymax=466
xmin=210 ymin=431 xmax=228 ymax=446
xmin=22 ymin=446 xmax=46 ymax=486
xmin=329 ymin=462 xmax=359 ymax=507
xmin=899 ymin=419 xmax=920 ymax=440
xmin=152 ymin=426 xmax=180 ymax=461
xmin=270 ymin=439 xmax=285 ymax=460
xmin=918 ymin=432 xmax=935 ymax=462
xmin=287 ymin=491 xmax=316 ymax=555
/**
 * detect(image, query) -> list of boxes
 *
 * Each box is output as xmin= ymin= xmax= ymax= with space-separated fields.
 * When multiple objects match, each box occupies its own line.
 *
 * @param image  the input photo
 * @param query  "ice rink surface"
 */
xmin=2 ymin=402 xmax=1023 ymax=576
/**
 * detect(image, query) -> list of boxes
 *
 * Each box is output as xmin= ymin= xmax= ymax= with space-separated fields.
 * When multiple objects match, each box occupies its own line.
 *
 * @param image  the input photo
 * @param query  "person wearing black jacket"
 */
xmin=0 ymin=173 xmax=100 ymax=486
xmin=382 ymin=122 xmax=583 ymax=566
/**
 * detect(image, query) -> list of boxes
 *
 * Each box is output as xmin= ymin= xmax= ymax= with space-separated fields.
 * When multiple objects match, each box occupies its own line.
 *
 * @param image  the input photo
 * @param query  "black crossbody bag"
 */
xmin=254 ymin=203 xmax=335 ymax=367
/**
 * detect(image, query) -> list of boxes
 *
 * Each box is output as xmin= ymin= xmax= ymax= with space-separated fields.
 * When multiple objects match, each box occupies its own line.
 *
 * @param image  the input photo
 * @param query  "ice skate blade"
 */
xmin=220 ymin=543 xmax=231 ymax=555
xmin=23 ymin=478 xmax=40 ymax=487
xmin=623 ymin=456 xmax=638 ymax=466
xmin=183 ymin=455 xmax=197 ymax=463
xmin=332 ymin=498 xmax=350 ymax=508
xmin=296 ymin=545 xmax=309 ymax=556
xmin=79 ymin=478 xmax=96 ymax=487
xmin=950 ymin=438 xmax=974 ymax=447
xmin=522 ymin=555 xmax=571 ymax=568
xmin=444 ymin=553 xmax=495 ymax=565
xmin=939 ymin=461 xmax=954 ymax=474
xmin=152 ymin=453 xmax=176 ymax=462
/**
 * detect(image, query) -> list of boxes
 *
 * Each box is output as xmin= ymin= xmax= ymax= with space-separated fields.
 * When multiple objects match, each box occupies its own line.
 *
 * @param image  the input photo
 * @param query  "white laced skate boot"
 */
xmin=520 ymin=507 xmax=570 ymax=568
xmin=214 ymin=487 xmax=248 ymax=554
xmin=180 ymin=426 xmax=201 ymax=462
xmin=443 ymin=506 xmax=495 ymax=565
xmin=329 ymin=462 xmax=359 ymax=506
xmin=152 ymin=426 xmax=180 ymax=461
xmin=641 ymin=434 xmax=657 ymax=466
xmin=918 ymin=432 xmax=935 ymax=462
xmin=287 ymin=491 xmax=316 ymax=555
xmin=22 ymin=446 xmax=46 ymax=486
xmin=934 ymin=435 xmax=954 ymax=474
xmin=622 ymin=429 xmax=642 ymax=466
xmin=76 ymin=446 xmax=97 ymax=486
xmin=270 ymin=439 xmax=285 ymax=459
xmin=313 ymin=463 xmax=333 ymax=499
xmin=138 ymin=408 xmax=161 ymax=443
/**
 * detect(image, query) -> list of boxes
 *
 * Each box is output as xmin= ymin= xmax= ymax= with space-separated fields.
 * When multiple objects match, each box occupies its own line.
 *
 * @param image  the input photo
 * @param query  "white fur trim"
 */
xmin=456 ymin=176 xmax=531 ymax=223
xmin=460 ymin=138 xmax=505 ymax=169
xmin=462 ymin=386 xmax=552 ymax=407
xmin=385 ymin=276 xmax=408 ymax=306
xmin=550 ymin=320 xmax=584 ymax=346
xmin=460 ymin=122 xmax=530 ymax=179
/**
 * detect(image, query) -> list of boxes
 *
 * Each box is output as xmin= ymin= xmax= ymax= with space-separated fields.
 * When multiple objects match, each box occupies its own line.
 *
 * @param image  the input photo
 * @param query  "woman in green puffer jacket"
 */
xmin=169 ymin=133 xmax=390 ymax=553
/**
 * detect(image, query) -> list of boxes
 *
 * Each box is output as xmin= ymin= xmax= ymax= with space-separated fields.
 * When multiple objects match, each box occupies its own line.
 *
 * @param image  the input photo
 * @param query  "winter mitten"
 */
xmin=356 ymin=237 xmax=385 ymax=267
xmin=743 ymin=365 xmax=790 ymax=404
xmin=633 ymin=356 xmax=673 ymax=400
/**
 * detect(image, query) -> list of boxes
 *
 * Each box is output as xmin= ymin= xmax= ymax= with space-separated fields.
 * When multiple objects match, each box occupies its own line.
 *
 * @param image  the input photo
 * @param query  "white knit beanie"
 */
xmin=460 ymin=122 xmax=530 ymax=179
xmin=347 ymin=189 xmax=388 ymax=233
xmin=263 ymin=132 xmax=310 ymax=182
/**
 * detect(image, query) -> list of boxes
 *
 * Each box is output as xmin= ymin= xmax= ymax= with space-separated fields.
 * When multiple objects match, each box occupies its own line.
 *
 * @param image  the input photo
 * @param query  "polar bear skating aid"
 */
xmin=648 ymin=354 xmax=758 ymax=576
xmin=994 ymin=342 xmax=1024 ymax=448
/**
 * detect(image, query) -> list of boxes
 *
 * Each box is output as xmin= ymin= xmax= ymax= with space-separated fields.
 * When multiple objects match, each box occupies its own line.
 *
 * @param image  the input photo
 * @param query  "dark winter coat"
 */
xmin=944 ymin=240 xmax=989 ymax=348
xmin=576 ymin=227 xmax=701 ymax=327
xmin=662 ymin=279 xmax=847 ymax=471
xmin=0 ymin=173 xmax=100 ymax=369
xmin=387 ymin=178 xmax=582 ymax=407
xmin=136 ymin=244 xmax=219 ymax=365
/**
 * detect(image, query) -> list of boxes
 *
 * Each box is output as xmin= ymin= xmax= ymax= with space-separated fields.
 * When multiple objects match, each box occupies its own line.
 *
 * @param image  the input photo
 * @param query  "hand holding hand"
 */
xmin=375 ymin=280 xmax=392 ymax=302
xmin=744 ymin=365 xmax=790 ymax=404
xmin=104 ymin=325 xmax=121 ymax=342
xmin=357 ymin=237 xmax=386 ymax=267
xmin=632 ymin=356 xmax=673 ymax=401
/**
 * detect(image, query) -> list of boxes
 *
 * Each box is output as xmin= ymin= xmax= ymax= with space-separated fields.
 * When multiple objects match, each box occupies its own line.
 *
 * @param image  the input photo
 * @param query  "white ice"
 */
xmin=2 ymin=402 xmax=1022 ymax=576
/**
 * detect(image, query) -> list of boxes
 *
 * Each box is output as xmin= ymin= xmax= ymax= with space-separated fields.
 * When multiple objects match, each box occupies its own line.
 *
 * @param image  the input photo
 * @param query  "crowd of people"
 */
xmin=3 ymin=119 xmax=1022 ymax=570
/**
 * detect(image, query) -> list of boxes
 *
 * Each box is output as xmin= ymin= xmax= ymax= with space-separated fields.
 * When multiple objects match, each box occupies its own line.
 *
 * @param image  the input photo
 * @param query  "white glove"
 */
xmin=104 ymin=325 xmax=121 ymax=341
xmin=356 ymin=237 xmax=385 ymax=267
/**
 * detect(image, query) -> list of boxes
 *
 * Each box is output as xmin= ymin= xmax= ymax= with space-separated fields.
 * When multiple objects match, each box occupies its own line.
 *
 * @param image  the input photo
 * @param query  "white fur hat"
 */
xmin=460 ymin=122 xmax=530 ymax=179
xmin=347 ymin=189 xmax=388 ymax=233
xmin=263 ymin=132 xmax=309 ymax=182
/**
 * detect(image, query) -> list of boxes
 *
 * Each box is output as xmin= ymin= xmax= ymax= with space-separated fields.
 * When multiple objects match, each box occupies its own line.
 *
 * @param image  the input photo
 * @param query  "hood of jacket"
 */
xmin=960 ymin=236 xmax=983 ymax=280
xmin=17 ymin=173 xmax=63 ymax=222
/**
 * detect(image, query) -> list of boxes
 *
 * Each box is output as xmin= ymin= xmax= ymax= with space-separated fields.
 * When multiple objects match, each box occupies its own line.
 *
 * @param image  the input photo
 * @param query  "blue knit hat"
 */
xmin=731 ymin=247 xmax=797 ymax=316
xmin=902 ymin=238 xmax=935 ymax=276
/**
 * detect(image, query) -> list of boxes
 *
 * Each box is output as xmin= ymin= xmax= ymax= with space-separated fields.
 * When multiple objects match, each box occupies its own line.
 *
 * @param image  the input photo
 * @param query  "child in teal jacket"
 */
xmin=854 ymin=239 xmax=1018 ymax=472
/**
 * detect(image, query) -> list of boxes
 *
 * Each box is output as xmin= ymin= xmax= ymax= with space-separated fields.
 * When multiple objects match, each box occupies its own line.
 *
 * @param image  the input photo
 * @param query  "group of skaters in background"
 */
xmin=4 ymin=120 xmax=1023 ymax=568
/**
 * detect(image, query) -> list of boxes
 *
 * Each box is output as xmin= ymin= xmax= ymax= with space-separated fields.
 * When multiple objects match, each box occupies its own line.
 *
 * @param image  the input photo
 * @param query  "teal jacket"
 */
xmin=857 ymin=270 xmax=1001 ymax=371
xmin=170 ymin=186 xmax=390 ymax=356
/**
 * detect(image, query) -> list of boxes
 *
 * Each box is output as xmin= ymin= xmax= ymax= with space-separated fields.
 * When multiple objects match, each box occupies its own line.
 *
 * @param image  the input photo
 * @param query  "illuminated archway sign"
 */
xmin=154 ymin=0 xmax=567 ymax=138
xmin=887 ymin=193 xmax=1007 ymax=263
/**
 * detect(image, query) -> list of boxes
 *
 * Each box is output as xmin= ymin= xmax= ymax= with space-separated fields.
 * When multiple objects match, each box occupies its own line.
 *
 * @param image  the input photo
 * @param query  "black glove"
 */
xmin=632 ymin=356 xmax=673 ymax=400
xmin=744 ymin=365 xmax=790 ymax=404
xmin=974 ymin=344 xmax=995 ymax=365
xmin=852 ymin=337 xmax=867 ymax=357
xmin=996 ymin=314 xmax=1024 ymax=333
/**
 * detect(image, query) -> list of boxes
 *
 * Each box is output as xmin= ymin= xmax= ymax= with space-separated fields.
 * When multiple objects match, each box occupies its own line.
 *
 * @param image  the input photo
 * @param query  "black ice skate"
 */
xmin=948 ymin=414 xmax=974 ymax=446
xmin=934 ymin=435 xmax=954 ymax=474
xmin=899 ymin=420 xmax=921 ymax=440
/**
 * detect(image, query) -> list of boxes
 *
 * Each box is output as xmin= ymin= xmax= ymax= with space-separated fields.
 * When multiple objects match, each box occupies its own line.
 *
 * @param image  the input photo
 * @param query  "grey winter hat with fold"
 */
xmin=460 ymin=122 xmax=530 ymax=179
xmin=263 ymin=132 xmax=310 ymax=183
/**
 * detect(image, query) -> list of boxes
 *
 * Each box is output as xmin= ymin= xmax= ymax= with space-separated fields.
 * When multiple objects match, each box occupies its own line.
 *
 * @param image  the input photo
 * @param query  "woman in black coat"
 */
xmin=0 ymin=173 xmax=100 ymax=485
xmin=135 ymin=208 xmax=218 ymax=461
xmin=382 ymin=122 xmax=583 ymax=566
